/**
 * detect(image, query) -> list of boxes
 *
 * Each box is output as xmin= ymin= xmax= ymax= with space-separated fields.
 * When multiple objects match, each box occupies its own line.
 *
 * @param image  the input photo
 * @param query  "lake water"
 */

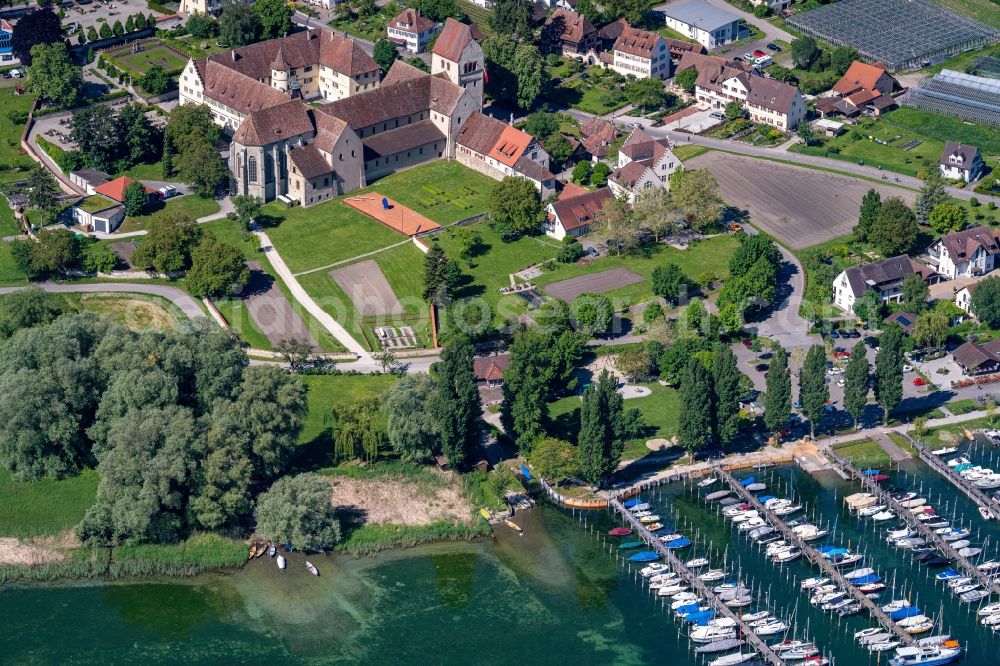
xmin=4 ymin=463 xmax=1000 ymax=665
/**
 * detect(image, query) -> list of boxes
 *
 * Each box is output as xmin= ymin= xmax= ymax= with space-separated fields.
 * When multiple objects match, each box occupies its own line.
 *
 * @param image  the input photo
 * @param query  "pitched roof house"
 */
xmin=609 ymin=129 xmax=680 ymax=202
xmin=832 ymin=255 xmax=938 ymax=314
xmin=93 ymin=176 xmax=156 ymax=202
xmin=832 ymin=61 xmax=895 ymax=97
xmin=816 ymin=61 xmax=897 ymax=119
xmin=541 ymin=8 xmax=599 ymax=57
xmin=953 ymin=338 xmax=1000 ymax=375
xmin=387 ymin=8 xmax=440 ymax=53
xmin=455 ymin=112 xmax=557 ymax=197
xmin=610 ymin=24 xmax=671 ymax=79
xmin=927 ymin=225 xmax=1000 ymax=279
xmin=544 ymin=185 xmax=614 ymax=239
xmin=473 ymin=353 xmax=510 ymax=387
xmin=939 ymin=142 xmax=985 ymax=183
xmin=579 ymin=117 xmax=617 ymax=159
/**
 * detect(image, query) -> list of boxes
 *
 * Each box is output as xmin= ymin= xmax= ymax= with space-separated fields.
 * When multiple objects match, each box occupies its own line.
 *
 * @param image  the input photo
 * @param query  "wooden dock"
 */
xmin=825 ymin=448 xmax=1000 ymax=597
xmin=608 ymin=498 xmax=788 ymax=666
xmin=901 ymin=431 xmax=999 ymax=521
xmin=714 ymin=467 xmax=916 ymax=646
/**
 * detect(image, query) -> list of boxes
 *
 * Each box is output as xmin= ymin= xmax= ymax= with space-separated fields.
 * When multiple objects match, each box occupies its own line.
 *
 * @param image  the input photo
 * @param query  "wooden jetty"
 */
xmin=608 ymin=497 xmax=788 ymax=666
xmin=900 ymin=431 xmax=999 ymax=521
xmin=826 ymin=448 xmax=1000 ymax=597
xmin=715 ymin=466 xmax=916 ymax=646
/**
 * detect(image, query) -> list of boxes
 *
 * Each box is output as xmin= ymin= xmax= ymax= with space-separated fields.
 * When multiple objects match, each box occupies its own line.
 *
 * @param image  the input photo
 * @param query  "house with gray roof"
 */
xmin=939 ymin=142 xmax=985 ymax=183
xmin=662 ymin=0 xmax=742 ymax=49
xmin=832 ymin=255 xmax=939 ymax=314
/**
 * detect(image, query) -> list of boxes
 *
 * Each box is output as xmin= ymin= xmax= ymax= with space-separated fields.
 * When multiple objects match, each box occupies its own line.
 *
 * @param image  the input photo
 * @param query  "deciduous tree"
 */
xmin=252 ymin=0 xmax=292 ymax=39
xmin=185 ymin=233 xmax=250 ymax=297
xmin=912 ymin=310 xmax=949 ymax=349
xmin=488 ymin=176 xmax=542 ymax=241
xmin=928 ymin=203 xmax=967 ymax=234
xmin=843 ymin=339 xmax=869 ymax=428
xmin=488 ymin=0 xmax=531 ymax=36
xmin=626 ymin=77 xmax=667 ymax=111
xmin=571 ymin=292 xmax=613 ymax=337
xmin=528 ymin=437 xmax=577 ymax=482
xmin=670 ymin=168 xmax=724 ymax=232
xmin=372 ymin=38 xmax=398 ymax=73
xmin=799 ymin=344 xmax=828 ymax=438
xmin=874 ymin=324 xmax=904 ymax=424
xmin=138 ymin=65 xmax=172 ymax=95
xmin=830 ymin=46 xmax=859 ymax=76
xmin=713 ymin=344 xmax=742 ymax=446
xmin=675 ymin=67 xmax=697 ymax=93
xmin=26 ymin=42 xmax=82 ymax=106
xmin=869 ymin=197 xmax=917 ymax=256
xmin=901 ymin=273 xmax=929 ymax=313
xmin=123 ymin=180 xmax=148 ymax=217
xmin=11 ymin=7 xmax=62 ymax=65
xmin=219 ymin=0 xmax=260 ymax=47
xmin=915 ymin=169 xmax=946 ymax=226
xmin=384 ymin=374 xmax=439 ymax=462
xmin=232 ymin=194 xmax=263 ymax=229
xmin=131 ymin=211 xmax=202 ymax=274
xmin=855 ymin=188 xmax=881 ymax=242
xmin=254 ymin=473 xmax=342 ymax=551
xmin=791 ymin=36 xmax=819 ymax=69
xmin=576 ymin=370 xmax=624 ymax=486
xmin=651 ymin=262 xmax=689 ymax=305
xmin=501 ymin=329 xmax=554 ymax=451
xmin=763 ymin=344 xmax=791 ymax=441
xmin=633 ymin=188 xmax=681 ymax=242
xmin=971 ymin=276 xmax=1000 ymax=328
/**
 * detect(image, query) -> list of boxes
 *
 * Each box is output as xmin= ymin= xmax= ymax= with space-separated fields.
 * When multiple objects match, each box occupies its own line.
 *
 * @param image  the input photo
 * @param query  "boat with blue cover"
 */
xmin=520 ymin=464 xmax=532 ymax=480
xmin=666 ymin=537 xmax=691 ymax=549
xmin=739 ymin=476 xmax=756 ymax=486
xmin=623 ymin=497 xmax=645 ymax=508
xmin=935 ymin=569 xmax=961 ymax=581
xmin=628 ymin=551 xmax=661 ymax=562
xmin=890 ymin=606 xmax=922 ymax=620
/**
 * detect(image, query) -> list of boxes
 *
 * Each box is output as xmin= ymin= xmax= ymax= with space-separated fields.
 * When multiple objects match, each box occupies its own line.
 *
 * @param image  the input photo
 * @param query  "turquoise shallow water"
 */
xmin=4 ymin=465 xmax=1000 ymax=665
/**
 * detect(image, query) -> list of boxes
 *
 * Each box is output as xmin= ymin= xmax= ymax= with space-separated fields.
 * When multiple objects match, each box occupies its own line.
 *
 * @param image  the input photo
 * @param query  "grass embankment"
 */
xmin=945 ymin=398 xmax=981 ymax=415
xmin=831 ymin=438 xmax=891 ymax=468
xmin=118 ymin=195 xmax=221 ymax=233
xmin=336 ymin=521 xmax=491 ymax=558
xmin=0 ymin=469 xmax=98 ymax=538
xmin=0 ymin=89 xmax=35 ymax=185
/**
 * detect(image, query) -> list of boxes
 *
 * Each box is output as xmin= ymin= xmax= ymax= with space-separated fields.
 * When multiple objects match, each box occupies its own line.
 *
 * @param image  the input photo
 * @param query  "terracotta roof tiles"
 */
xmin=433 ymin=18 xmax=472 ymax=62
xmin=613 ymin=25 xmax=664 ymax=59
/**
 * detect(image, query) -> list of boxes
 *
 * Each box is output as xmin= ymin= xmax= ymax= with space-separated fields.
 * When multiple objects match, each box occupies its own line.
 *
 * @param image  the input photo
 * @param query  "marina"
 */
xmin=908 ymin=432 xmax=1000 ymax=522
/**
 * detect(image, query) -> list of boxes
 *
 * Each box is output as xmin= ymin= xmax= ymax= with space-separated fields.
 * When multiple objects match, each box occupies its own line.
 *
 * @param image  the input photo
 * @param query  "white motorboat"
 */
xmin=859 ymin=504 xmax=887 ymax=517
xmin=708 ymin=652 xmax=760 ymax=666
xmin=980 ymin=602 xmax=1000 ymax=616
xmin=930 ymin=446 xmax=957 ymax=455
xmin=699 ymin=569 xmax=726 ymax=582
xmin=656 ymin=584 xmax=690 ymax=597
xmin=844 ymin=567 xmax=876 ymax=580
xmin=698 ymin=477 xmax=718 ymax=488
xmin=724 ymin=596 xmax=754 ymax=608
xmin=730 ymin=511 xmax=759 ymax=524
xmin=976 ymin=476 xmax=1000 ymax=490
xmin=686 ymin=557 xmax=710 ymax=568
xmin=631 ymin=503 xmax=651 ymax=512
xmin=859 ymin=632 xmax=893 ymax=646
xmin=979 ymin=560 xmax=1000 ymax=572
xmin=873 ymin=510 xmax=896 ymax=522
xmin=671 ymin=596 xmax=703 ymax=610
xmin=888 ymin=645 xmax=962 ymax=666
xmin=961 ymin=589 xmax=990 ymax=602
xmin=881 ymin=599 xmax=911 ymax=613
xmin=855 ymin=627 xmax=883 ymax=641
xmin=899 ymin=498 xmax=926 ymax=509
xmin=981 ymin=613 xmax=1000 ymax=627
xmin=831 ymin=552 xmax=863 ymax=567
xmin=738 ymin=518 xmax=767 ymax=532
xmin=752 ymin=620 xmax=789 ymax=636
xmin=951 ymin=583 xmax=981 ymax=595
xmin=640 ymin=563 xmax=669 ymax=577
xmin=947 ymin=456 xmax=971 ymax=467
xmin=801 ymin=576 xmax=830 ymax=590
xmin=748 ymin=526 xmax=775 ymax=540
xmin=690 ymin=625 xmax=738 ymax=644
xmin=950 ymin=539 xmax=971 ymax=550
xmin=896 ymin=614 xmax=930 ymax=629
xmin=980 ymin=506 xmax=996 ymax=520
xmin=771 ymin=504 xmax=803 ymax=516
xmin=869 ymin=641 xmax=901 ymax=653
xmin=740 ymin=611 xmax=771 ymax=623
xmin=781 ymin=644 xmax=819 ymax=660
xmin=773 ymin=548 xmax=801 ymax=564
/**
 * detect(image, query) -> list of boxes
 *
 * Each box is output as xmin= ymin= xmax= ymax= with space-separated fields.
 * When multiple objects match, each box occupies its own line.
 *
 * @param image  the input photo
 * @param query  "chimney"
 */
xmin=231 ymin=50 xmax=239 ymax=61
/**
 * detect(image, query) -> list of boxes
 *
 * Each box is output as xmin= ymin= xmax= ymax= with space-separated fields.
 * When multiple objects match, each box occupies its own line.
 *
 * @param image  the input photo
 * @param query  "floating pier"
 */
xmin=826 ymin=448 xmax=1000 ymax=597
xmin=714 ymin=466 xmax=916 ymax=646
xmin=608 ymin=497 xmax=788 ymax=666
xmin=902 ymin=431 xmax=999 ymax=521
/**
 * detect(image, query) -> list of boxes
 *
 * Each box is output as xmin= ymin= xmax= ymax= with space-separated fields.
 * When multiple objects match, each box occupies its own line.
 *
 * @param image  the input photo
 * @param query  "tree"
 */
xmin=488 ymin=0 xmax=531 ymax=37
xmin=830 ymin=46 xmax=859 ymax=76
xmin=11 ymin=7 xmax=62 ymax=65
xmin=753 ymin=3 xmax=769 ymax=17
xmin=590 ymin=195 xmax=645 ymax=255
xmin=173 ymin=129 xmax=228 ymax=197
xmin=488 ymin=464 xmax=517 ymax=501
xmin=232 ymin=194 xmax=263 ymax=229
xmin=489 ymin=176 xmax=542 ymax=241
xmin=187 ymin=13 xmax=218 ymax=38
xmin=901 ymin=273 xmax=929 ymax=313
xmin=0 ymin=287 xmax=64 ymax=339
xmin=30 ymin=229 xmax=81 ymax=277
xmin=529 ymin=438 xmax=577 ymax=483
xmin=164 ymin=103 xmax=221 ymax=179
xmin=501 ymin=329 xmax=554 ymax=451
xmin=843 ymin=339 xmax=869 ymax=428
xmin=384 ymin=374 xmax=439 ymax=462
xmin=572 ymin=161 xmax=592 ymax=184
xmin=675 ymin=67 xmax=697 ymax=93
xmin=524 ymin=111 xmax=559 ymax=139
xmin=678 ymin=357 xmax=713 ymax=452
xmin=219 ymin=0 xmax=260 ymax=47
xmin=433 ymin=334 xmax=482 ymax=469
xmin=768 ymin=65 xmax=795 ymax=82
xmin=482 ymin=39 xmax=547 ymax=110
xmin=869 ymin=197 xmax=918 ymax=256
xmin=855 ymin=188 xmax=881 ymax=241
xmin=633 ymin=187 xmax=681 ymax=242
xmin=729 ymin=234 xmax=780 ymax=276
xmin=135 ymin=13 xmax=149 ymax=30
xmin=186 ymin=234 xmax=250 ymax=297
xmin=273 ymin=338 xmax=315 ymax=371
xmin=571 ymin=293 xmax=613 ymax=337
xmin=252 ymin=0 xmax=292 ymax=39
xmin=417 ymin=0 xmax=457 ymax=21
xmin=724 ymin=100 xmax=745 ymax=120
xmin=99 ymin=22 xmax=112 ymax=40
xmin=971 ymin=276 xmax=1000 ymax=328
xmin=422 ymin=241 xmax=461 ymax=302
xmin=575 ymin=0 xmax=602 ymax=23
xmin=332 ymin=395 xmax=383 ymax=463
xmin=131 ymin=211 xmax=202 ymax=273
xmin=87 ymin=26 xmax=98 ymax=43
xmin=372 ymin=38 xmax=398 ymax=74
xmin=590 ymin=162 xmax=611 ymax=186
xmin=797 ymin=123 xmax=818 ymax=147
xmin=119 ymin=103 xmax=156 ymax=168
xmin=625 ymin=77 xmax=667 ymax=111
xmin=603 ymin=0 xmax=647 ymax=24
xmin=26 ymin=164 xmax=59 ymax=219
xmin=373 ymin=348 xmax=399 ymax=373
xmin=576 ymin=370 xmax=624 ymax=486
xmin=799 ymin=344 xmax=829 ymax=439
xmin=915 ymin=169 xmax=946 ymax=226
xmin=72 ymin=105 xmax=122 ymax=172
xmin=791 ymin=36 xmax=819 ymax=69
xmin=26 ymin=42 xmax=82 ymax=106
xmin=874 ymin=324 xmax=904 ymax=424
xmin=853 ymin=289 xmax=883 ymax=324
xmin=912 ymin=310 xmax=949 ymax=349
xmin=651 ymin=262 xmax=689 ymax=305
xmin=670 ymin=168 xmax=724 ymax=231
xmin=928 ymin=203 xmax=967 ymax=234
xmin=138 ymin=65 xmax=172 ymax=95
xmin=123 ymin=180 xmax=148 ymax=217
xmin=615 ymin=346 xmax=652 ymax=381
xmin=112 ymin=19 xmax=124 ymax=37
xmin=254 ymin=473 xmax=341 ymax=551
xmin=543 ymin=132 xmax=574 ymax=169
xmin=763 ymin=345 xmax=791 ymax=441
xmin=713 ymin=344 xmax=742 ymax=446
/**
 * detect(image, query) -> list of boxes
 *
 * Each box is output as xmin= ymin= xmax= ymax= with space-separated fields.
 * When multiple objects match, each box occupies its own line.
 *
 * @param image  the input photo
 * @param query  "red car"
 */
xmin=833 ymin=351 xmax=852 ymax=359
xmin=753 ymin=49 xmax=767 ymax=58
xmin=913 ymin=377 xmax=927 ymax=386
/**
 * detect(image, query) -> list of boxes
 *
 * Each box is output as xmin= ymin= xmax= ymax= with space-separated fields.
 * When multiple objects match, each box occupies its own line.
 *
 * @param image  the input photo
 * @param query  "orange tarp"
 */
xmin=343 ymin=193 xmax=440 ymax=237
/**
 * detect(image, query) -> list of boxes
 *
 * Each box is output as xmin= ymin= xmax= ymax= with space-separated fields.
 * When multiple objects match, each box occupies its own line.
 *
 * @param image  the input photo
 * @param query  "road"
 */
xmin=0 ymin=282 xmax=207 ymax=319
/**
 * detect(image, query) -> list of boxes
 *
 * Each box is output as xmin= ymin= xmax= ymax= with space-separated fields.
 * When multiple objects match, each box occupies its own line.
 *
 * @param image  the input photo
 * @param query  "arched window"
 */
xmin=248 ymin=156 xmax=258 ymax=183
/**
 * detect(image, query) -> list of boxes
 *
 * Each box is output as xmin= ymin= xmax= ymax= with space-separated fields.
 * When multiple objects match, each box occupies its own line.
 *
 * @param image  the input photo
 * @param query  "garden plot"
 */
xmin=107 ymin=40 xmax=189 ymax=76
xmin=330 ymin=259 xmax=404 ymax=316
xmin=543 ymin=267 xmax=644 ymax=302
xmin=241 ymin=261 xmax=316 ymax=346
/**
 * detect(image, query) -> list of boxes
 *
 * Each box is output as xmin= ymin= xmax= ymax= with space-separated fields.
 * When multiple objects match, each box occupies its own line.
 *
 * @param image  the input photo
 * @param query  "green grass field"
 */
xmin=107 ymin=42 xmax=188 ymax=75
xmin=212 ymin=297 xmax=273 ymax=350
xmin=0 ymin=469 xmax=99 ymax=538
xmin=532 ymin=234 xmax=740 ymax=308
xmin=0 ymin=204 xmax=27 ymax=285
xmin=930 ymin=0 xmax=1000 ymax=28
xmin=544 ymin=67 xmax=629 ymax=116
xmin=548 ymin=383 xmax=680 ymax=460
xmin=831 ymin=438 xmax=891 ymax=468
xmin=673 ymin=144 xmax=710 ymax=161
xmin=0 ymin=89 xmax=36 ymax=184
xmin=267 ymin=162 xmax=494 ymax=274
xmin=118 ymin=195 xmax=221 ymax=233
xmin=117 ymin=159 xmax=165 ymax=181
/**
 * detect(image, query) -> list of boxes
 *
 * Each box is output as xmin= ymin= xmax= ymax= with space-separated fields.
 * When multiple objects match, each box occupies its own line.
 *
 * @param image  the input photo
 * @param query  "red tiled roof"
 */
xmin=614 ymin=25 xmax=664 ymax=59
xmin=288 ymin=143 xmax=331 ymax=179
xmin=832 ymin=61 xmax=889 ymax=96
xmin=201 ymin=59 xmax=291 ymax=115
xmin=544 ymin=8 xmax=596 ymax=45
xmin=93 ymin=176 xmax=154 ymax=203
xmin=362 ymin=119 xmax=446 ymax=160
xmin=433 ymin=18 xmax=473 ymax=62
xmin=320 ymin=70 xmax=464 ymax=130
xmin=492 ymin=125 xmax=532 ymax=168
xmin=232 ymin=100 xmax=315 ymax=146
xmin=473 ymin=354 xmax=509 ymax=382
xmin=558 ymin=182 xmax=590 ymax=200
xmin=389 ymin=8 xmax=437 ymax=34
xmin=610 ymin=161 xmax=650 ymax=188
xmin=210 ymin=29 xmax=378 ymax=80
xmin=551 ymin=187 xmax=613 ymax=231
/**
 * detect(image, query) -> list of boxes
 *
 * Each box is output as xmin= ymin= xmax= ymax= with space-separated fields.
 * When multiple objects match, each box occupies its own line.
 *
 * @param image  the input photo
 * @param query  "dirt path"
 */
xmin=0 ymin=534 xmax=73 ymax=566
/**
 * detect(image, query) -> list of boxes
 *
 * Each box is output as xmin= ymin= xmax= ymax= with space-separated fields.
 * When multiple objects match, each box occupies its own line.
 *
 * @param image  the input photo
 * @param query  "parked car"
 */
xmin=830 ymin=330 xmax=840 ymax=339
xmin=742 ymin=339 xmax=753 ymax=348
xmin=710 ymin=111 xmax=725 ymax=120
xmin=833 ymin=350 xmax=852 ymax=360
xmin=913 ymin=377 xmax=927 ymax=386
xmin=10 ymin=69 xmax=21 ymax=78
xmin=753 ymin=49 xmax=767 ymax=58
xmin=793 ymin=400 xmax=803 ymax=409
xmin=903 ymin=364 xmax=913 ymax=373
xmin=766 ymin=43 xmax=781 ymax=51
xmin=754 ymin=56 xmax=773 ymax=68
xmin=837 ymin=379 xmax=845 ymax=387
xmin=827 ymin=367 xmax=844 ymax=376
xmin=755 ymin=364 xmax=769 ymax=372
xmin=158 ymin=185 xmax=178 ymax=199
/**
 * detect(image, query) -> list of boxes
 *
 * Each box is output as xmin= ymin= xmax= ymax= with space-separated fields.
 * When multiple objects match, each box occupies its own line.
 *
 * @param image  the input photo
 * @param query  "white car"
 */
xmin=827 ymin=367 xmax=844 ymax=376
xmin=903 ymin=364 xmax=913 ymax=372
xmin=837 ymin=379 xmax=846 ymax=387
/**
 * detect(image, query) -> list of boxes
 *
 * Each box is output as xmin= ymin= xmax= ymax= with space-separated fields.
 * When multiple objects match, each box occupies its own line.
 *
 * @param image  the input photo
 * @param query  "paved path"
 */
xmin=0 ymin=282 xmax=206 ymax=319
xmin=874 ymin=430 xmax=912 ymax=462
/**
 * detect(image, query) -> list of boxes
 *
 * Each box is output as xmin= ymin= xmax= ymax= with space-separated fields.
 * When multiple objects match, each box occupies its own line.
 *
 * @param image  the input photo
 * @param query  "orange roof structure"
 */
xmin=491 ymin=125 xmax=532 ymax=167
xmin=93 ymin=176 xmax=155 ymax=203
xmin=832 ymin=61 xmax=890 ymax=96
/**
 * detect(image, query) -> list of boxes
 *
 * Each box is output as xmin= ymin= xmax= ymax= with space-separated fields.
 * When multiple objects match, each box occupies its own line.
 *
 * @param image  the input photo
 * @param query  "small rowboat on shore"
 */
xmin=247 ymin=545 xmax=258 ymax=561
xmin=504 ymin=519 xmax=523 ymax=533
xmin=276 ymin=555 xmax=286 ymax=571
xmin=305 ymin=561 xmax=319 ymax=576
xmin=267 ymin=544 xmax=276 ymax=558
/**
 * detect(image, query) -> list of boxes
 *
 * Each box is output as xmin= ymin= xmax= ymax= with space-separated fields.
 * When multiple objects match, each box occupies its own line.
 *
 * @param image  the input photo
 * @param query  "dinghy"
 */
xmin=305 ymin=561 xmax=319 ymax=576
xmin=608 ymin=527 xmax=632 ymax=536
xmin=276 ymin=554 xmax=286 ymax=571
xmin=698 ymin=477 xmax=719 ymax=488
xmin=746 ymin=483 xmax=766 ymax=492
xmin=931 ymin=446 xmax=957 ymax=455
xmin=980 ymin=506 xmax=996 ymax=520
xmin=706 ymin=490 xmax=732 ymax=501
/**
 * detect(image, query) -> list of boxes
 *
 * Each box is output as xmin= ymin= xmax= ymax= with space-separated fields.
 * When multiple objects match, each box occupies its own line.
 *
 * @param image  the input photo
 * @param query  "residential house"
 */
xmin=815 ymin=60 xmax=898 ymax=118
xmin=71 ymin=176 xmax=156 ymax=234
xmin=597 ymin=18 xmax=627 ymax=51
xmin=832 ymin=254 xmax=938 ymax=314
xmin=833 ymin=61 xmax=896 ymax=98
xmin=927 ymin=225 xmax=1000 ymax=279
xmin=610 ymin=24 xmax=671 ymax=79
xmin=662 ymin=0 xmax=742 ymax=50
xmin=544 ymin=184 xmax=614 ymax=239
xmin=69 ymin=167 xmax=110 ymax=194
xmin=182 ymin=21 xmax=484 ymax=206
xmin=608 ymin=129 xmax=680 ymax=202
xmin=940 ymin=142 xmax=985 ymax=183
xmin=579 ymin=117 xmax=617 ymax=160
xmin=664 ymin=37 xmax=706 ymax=64
xmin=473 ymin=353 xmax=510 ymax=387
xmin=0 ymin=19 xmax=13 ymax=62
xmin=456 ymin=112 xmax=557 ymax=198
xmin=748 ymin=0 xmax=790 ymax=11
xmin=386 ymin=8 xmax=440 ymax=54
xmin=541 ymin=8 xmax=599 ymax=59
xmin=883 ymin=311 xmax=918 ymax=335
xmin=677 ymin=51 xmax=805 ymax=130
xmin=955 ymin=283 xmax=976 ymax=315
xmin=953 ymin=338 xmax=1000 ymax=376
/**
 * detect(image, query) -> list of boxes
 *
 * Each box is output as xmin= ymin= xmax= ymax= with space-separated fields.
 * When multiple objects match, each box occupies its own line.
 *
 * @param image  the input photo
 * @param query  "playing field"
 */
xmin=108 ymin=41 xmax=188 ymax=75
xmin=344 ymin=193 xmax=440 ymax=236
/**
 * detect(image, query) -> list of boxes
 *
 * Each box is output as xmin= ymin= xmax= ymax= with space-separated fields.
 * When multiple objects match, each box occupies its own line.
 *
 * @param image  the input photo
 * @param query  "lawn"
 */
xmin=212 ymin=297 xmax=273 ymax=350
xmin=673 ymin=144 xmax=710 ymax=161
xmin=117 ymin=158 xmax=165 ymax=181
xmin=0 ymin=469 xmax=98 ymax=538
xmin=0 ymin=207 xmax=27 ymax=285
xmin=77 ymin=293 xmax=183 ymax=330
xmin=831 ymin=438 xmax=891 ymax=468
xmin=544 ymin=68 xmax=629 ymax=116
xmin=0 ymin=89 xmax=36 ymax=184
xmin=794 ymin=107 xmax=1000 ymax=178
xmin=294 ymin=373 xmax=399 ymax=472
xmin=266 ymin=161 xmax=495 ymax=274
xmin=548 ymin=383 xmax=680 ymax=460
xmin=118 ymin=195 xmax=221 ymax=233
xmin=945 ymin=398 xmax=981 ymax=415
xmin=532 ymin=234 xmax=740 ymax=308
xmin=106 ymin=42 xmax=189 ymax=76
